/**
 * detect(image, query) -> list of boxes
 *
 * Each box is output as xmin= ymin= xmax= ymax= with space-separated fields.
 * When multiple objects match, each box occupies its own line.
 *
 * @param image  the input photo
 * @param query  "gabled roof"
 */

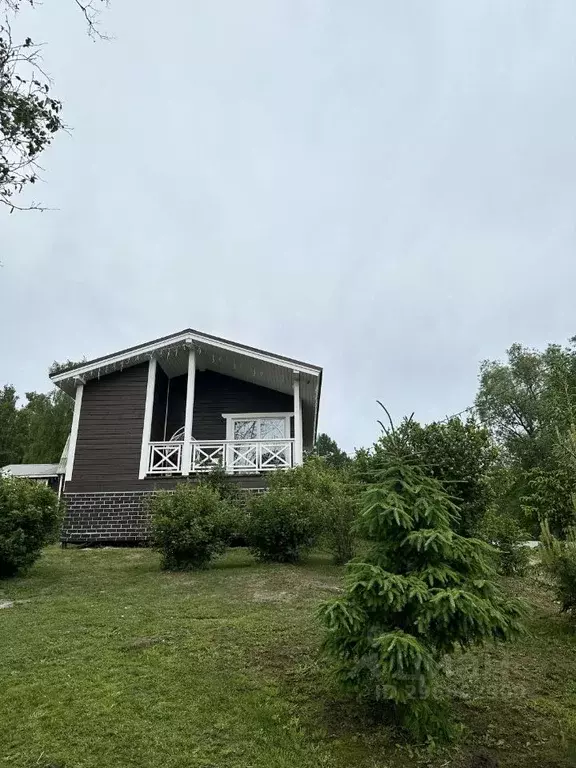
xmin=49 ymin=328 xmax=323 ymax=449
xmin=50 ymin=328 xmax=321 ymax=385
xmin=50 ymin=329 xmax=322 ymax=434
xmin=2 ymin=464 xmax=60 ymax=478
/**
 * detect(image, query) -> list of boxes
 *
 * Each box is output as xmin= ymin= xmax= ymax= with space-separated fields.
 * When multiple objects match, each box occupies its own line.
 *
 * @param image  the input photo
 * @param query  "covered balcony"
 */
xmin=148 ymin=437 xmax=294 ymax=475
xmin=148 ymin=411 xmax=295 ymax=474
xmin=136 ymin=334 xmax=321 ymax=478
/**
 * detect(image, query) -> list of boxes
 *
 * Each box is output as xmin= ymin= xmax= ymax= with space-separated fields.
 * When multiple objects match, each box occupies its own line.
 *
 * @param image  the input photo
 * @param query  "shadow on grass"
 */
xmin=212 ymin=548 xmax=341 ymax=571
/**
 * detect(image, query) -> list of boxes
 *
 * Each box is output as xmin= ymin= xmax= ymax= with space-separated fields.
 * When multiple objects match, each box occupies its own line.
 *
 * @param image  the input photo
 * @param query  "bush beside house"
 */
xmin=246 ymin=458 xmax=359 ymax=564
xmin=148 ymin=457 xmax=360 ymax=570
xmin=245 ymin=485 xmax=320 ymax=563
xmin=149 ymin=483 xmax=234 ymax=570
xmin=0 ymin=476 xmax=62 ymax=578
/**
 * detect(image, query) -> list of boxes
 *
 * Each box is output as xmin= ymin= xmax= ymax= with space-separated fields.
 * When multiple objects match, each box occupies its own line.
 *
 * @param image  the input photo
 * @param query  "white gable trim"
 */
xmin=65 ymin=382 xmax=84 ymax=482
xmin=138 ymin=358 xmax=157 ymax=479
xmin=50 ymin=331 xmax=321 ymax=384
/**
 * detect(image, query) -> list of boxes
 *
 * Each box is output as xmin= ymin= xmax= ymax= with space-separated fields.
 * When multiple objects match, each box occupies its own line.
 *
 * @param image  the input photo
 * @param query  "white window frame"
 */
xmin=222 ymin=413 xmax=293 ymax=442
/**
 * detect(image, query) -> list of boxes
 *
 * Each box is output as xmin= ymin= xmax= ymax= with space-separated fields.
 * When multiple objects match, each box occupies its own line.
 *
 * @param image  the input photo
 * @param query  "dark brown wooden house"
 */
xmin=51 ymin=329 xmax=322 ymax=544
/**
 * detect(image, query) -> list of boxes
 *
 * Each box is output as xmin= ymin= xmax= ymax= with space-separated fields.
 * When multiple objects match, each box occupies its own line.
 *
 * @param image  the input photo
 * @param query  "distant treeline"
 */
xmin=0 ymin=385 xmax=73 ymax=467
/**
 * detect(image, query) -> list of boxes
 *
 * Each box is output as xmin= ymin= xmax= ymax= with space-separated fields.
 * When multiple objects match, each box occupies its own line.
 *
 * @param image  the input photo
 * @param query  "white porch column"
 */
xmin=138 ymin=357 xmax=157 ymax=479
xmin=181 ymin=346 xmax=196 ymax=476
xmin=293 ymin=373 xmax=303 ymax=466
xmin=65 ymin=380 xmax=84 ymax=482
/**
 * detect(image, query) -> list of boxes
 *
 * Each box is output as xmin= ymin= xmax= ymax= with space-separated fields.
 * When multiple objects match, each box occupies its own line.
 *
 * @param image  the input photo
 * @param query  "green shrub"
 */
xmin=540 ymin=522 xmax=576 ymax=613
xmin=201 ymin=465 xmax=242 ymax=504
xmin=480 ymin=508 xmax=530 ymax=576
xmin=319 ymin=445 xmax=525 ymax=740
xmin=265 ymin=458 xmax=359 ymax=564
xmin=247 ymin=456 xmax=357 ymax=563
xmin=323 ymin=491 xmax=358 ymax=565
xmin=246 ymin=483 xmax=321 ymax=563
xmin=201 ymin=467 xmax=248 ymax=545
xmin=0 ymin=476 xmax=62 ymax=578
xmin=149 ymin=483 xmax=232 ymax=570
xmin=308 ymin=461 xmax=359 ymax=565
xmin=520 ymin=466 xmax=576 ymax=539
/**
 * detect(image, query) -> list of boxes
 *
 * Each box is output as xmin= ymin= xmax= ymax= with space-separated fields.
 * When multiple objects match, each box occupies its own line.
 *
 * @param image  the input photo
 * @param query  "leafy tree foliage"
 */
xmin=0 ymin=384 xmax=73 ymax=466
xmin=519 ymin=465 xmax=575 ymax=538
xmin=314 ymin=433 xmax=350 ymax=469
xmin=0 ymin=359 xmax=85 ymax=466
xmin=404 ymin=417 xmax=496 ymax=536
xmin=48 ymin=357 xmax=87 ymax=377
xmin=319 ymin=421 xmax=524 ymax=739
xmin=1 ymin=1 xmax=107 ymax=211
xmin=0 ymin=24 xmax=62 ymax=210
xmin=354 ymin=415 xmax=497 ymax=536
xmin=476 ymin=342 xmax=547 ymax=459
xmin=476 ymin=340 xmax=576 ymax=535
xmin=0 ymin=385 xmax=23 ymax=466
xmin=19 ymin=389 xmax=73 ymax=463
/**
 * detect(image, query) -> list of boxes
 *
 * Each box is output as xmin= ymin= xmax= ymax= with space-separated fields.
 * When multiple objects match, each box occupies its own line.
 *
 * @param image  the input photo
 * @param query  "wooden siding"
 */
xmin=151 ymin=366 xmax=168 ymax=441
xmin=166 ymin=370 xmax=294 ymax=440
xmin=66 ymin=365 xmax=295 ymax=493
xmin=66 ymin=364 xmax=149 ymax=493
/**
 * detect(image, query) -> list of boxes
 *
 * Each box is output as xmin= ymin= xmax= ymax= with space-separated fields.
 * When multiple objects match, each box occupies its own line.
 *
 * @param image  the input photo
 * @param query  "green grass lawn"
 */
xmin=1 ymin=547 xmax=575 ymax=768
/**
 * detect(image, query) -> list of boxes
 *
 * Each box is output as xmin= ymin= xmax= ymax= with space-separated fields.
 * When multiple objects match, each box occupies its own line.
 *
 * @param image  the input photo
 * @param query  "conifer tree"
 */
xmin=319 ymin=412 xmax=525 ymax=738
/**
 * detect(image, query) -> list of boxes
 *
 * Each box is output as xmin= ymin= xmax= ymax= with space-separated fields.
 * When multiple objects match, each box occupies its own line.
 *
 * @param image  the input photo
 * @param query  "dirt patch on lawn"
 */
xmin=123 ymin=635 xmax=168 ymax=650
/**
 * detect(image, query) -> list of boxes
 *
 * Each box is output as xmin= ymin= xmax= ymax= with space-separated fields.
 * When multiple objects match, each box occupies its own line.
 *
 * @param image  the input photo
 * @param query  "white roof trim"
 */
xmin=50 ymin=330 xmax=321 ymax=383
xmin=1 ymin=463 xmax=61 ymax=478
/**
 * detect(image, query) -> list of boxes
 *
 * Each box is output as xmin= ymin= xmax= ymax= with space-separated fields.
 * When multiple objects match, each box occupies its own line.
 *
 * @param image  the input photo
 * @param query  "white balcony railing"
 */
xmin=148 ymin=441 xmax=183 ymax=474
xmin=147 ymin=439 xmax=294 ymax=475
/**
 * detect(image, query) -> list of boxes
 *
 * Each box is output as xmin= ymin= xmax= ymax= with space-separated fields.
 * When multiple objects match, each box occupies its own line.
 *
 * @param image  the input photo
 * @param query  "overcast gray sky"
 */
xmin=1 ymin=1 xmax=576 ymax=451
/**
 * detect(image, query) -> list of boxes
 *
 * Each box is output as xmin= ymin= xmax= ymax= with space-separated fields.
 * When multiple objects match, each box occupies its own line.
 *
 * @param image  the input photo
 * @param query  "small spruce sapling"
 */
xmin=319 ymin=408 xmax=525 ymax=740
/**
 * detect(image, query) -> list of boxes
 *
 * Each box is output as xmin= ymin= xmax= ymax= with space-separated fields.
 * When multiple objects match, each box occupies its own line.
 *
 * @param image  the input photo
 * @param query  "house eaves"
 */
xmin=50 ymin=328 xmax=321 ymax=384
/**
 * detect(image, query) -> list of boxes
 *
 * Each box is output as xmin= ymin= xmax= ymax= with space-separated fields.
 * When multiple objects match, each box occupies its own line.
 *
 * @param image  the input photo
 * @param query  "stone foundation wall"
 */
xmin=62 ymin=487 xmax=266 ymax=544
xmin=62 ymin=491 xmax=153 ymax=544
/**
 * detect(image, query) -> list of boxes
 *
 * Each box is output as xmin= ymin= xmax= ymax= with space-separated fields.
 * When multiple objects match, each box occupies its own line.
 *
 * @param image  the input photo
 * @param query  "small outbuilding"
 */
xmin=1 ymin=464 xmax=62 ymax=494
